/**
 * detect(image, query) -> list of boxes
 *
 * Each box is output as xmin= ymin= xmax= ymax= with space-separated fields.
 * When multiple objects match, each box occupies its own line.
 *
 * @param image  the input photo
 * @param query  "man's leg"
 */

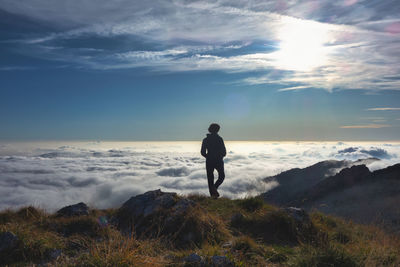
xmin=206 ymin=161 xmax=216 ymax=196
xmin=214 ymin=160 xmax=225 ymax=189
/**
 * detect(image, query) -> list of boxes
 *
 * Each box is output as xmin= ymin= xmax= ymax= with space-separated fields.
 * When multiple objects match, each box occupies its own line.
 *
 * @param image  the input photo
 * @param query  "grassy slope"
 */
xmin=0 ymin=196 xmax=399 ymax=267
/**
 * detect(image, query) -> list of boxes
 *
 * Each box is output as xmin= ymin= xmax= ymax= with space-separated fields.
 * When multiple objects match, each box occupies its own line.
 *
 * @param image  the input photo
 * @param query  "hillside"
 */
xmin=262 ymin=160 xmax=400 ymax=233
xmin=1 ymin=190 xmax=399 ymax=266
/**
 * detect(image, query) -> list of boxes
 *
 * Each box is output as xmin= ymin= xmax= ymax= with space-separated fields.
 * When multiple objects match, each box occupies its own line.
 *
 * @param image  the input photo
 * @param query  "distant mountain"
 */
xmin=262 ymin=158 xmax=378 ymax=205
xmin=262 ymin=159 xmax=400 ymax=233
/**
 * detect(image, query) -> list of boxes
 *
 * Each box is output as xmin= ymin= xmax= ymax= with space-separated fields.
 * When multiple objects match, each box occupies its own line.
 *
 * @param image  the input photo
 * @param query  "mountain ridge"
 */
xmin=262 ymin=159 xmax=400 ymax=233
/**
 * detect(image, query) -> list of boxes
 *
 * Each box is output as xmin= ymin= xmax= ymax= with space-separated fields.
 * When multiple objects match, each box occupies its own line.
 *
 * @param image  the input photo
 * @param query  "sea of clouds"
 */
xmin=0 ymin=141 xmax=399 ymax=212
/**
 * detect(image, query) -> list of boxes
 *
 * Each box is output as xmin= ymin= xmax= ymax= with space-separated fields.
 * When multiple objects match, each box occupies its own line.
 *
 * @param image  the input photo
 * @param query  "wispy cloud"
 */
xmin=0 ymin=66 xmax=35 ymax=71
xmin=367 ymin=108 xmax=400 ymax=111
xmin=277 ymin=85 xmax=311 ymax=92
xmin=340 ymin=124 xmax=391 ymax=129
xmin=1 ymin=0 xmax=400 ymax=92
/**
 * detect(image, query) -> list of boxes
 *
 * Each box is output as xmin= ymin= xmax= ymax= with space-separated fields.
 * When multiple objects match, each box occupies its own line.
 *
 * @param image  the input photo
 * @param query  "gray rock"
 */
xmin=57 ymin=202 xmax=89 ymax=217
xmin=211 ymin=255 xmax=235 ymax=267
xmin=173 ymin=198 xmax=196 ymax=216
xmin=283 ymin=207 xmax=310 ymax=225
xmin=117 ymin=190 xmax=225 ymax=248
xmin=184 ymin=253 xmax=204 ymax=264
xmin=0 ymin=231 xmax=18 ymax=252
xmin=120 ymin=189 xmax=178 ymax=219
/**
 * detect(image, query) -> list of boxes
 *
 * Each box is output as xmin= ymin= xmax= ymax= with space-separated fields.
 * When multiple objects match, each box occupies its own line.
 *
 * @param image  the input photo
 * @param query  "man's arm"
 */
xmin=201 ymin=139 xmax=207 ymax=158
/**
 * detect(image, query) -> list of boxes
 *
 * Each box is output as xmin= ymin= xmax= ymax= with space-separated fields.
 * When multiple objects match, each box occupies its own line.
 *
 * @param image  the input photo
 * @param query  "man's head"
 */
xmin=208 ymin=123 xmax=220 ymax=133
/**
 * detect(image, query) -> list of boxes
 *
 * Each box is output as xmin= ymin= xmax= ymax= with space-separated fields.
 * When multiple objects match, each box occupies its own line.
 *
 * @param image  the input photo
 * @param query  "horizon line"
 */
xmin=1 ymin=139 xmax=400 ymax=143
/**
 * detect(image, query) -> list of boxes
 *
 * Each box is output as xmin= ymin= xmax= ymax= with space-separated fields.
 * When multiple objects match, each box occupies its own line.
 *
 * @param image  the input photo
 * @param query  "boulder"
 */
xmin=117 ymin=190 xmax=193 ymax=238
xmin=184 ymin=253 xmax=205 ymax=266
xmin=120 ymin=189 xmax=178 ymax=219
xmin=282 ymin=207 xmax=315 ymax=242
xmin=117 ymin=190 xmax=227 ymax=248
xmin=0 ymin=231 xmax=18 ymax=253
xmin=57 ymin=202 xmax=89 ymax=217
xmin=283 ymin=207 xmax=310 ymax=225
xmin=211 ymin=255 xmax=235 ymax=267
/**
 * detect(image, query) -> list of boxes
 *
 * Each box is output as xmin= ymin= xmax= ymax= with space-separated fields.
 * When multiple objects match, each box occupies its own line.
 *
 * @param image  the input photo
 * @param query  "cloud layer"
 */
xmin=1 ymin=0 xmax=400 ymax=91
xmin=0 ymin=141 xmax=399 ymax=212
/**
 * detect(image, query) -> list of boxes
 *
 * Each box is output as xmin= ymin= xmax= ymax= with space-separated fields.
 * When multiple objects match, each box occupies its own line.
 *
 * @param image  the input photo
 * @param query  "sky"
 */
xmin=1 ymin=0 xmax=400 ymax=141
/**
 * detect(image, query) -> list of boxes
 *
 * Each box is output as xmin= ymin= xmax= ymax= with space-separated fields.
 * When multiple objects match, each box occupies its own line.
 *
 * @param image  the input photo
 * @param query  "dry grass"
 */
xmin=76 ymin=229 xmax=167 ymax=267
xmin=0 ymin=197 xmax=399 ymax=266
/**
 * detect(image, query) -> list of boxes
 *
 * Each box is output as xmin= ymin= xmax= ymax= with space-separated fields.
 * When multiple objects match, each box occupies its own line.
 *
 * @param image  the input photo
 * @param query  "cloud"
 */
xmin=1 ymin=141 xmax=400 ymax=212
xmin=367 ymin=108 xmax=400 ymax=111
xmin=360 ymin=147 xmax=392 ymax=159
xmin=1 ymin=1 xmax=399 ymax=92
xmin=0 ymin=66 xmax=35 ymax=71
xmin=338 ymin=147 xmax=358 ymax=153
xmin=335 ymin=146 xmax=395 ymax=159
xmin=277 ymin=85 xmax=311 ymax=92
xmin=156 ymin=166 xmax=191 ymax=177
xmin=340 ymin=124 xmax=391 ymax=128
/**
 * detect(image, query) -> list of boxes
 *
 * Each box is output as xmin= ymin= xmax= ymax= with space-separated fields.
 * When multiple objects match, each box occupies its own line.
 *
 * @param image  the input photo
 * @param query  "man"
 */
xmin=201 ymin=123 xmax=226 ymax=198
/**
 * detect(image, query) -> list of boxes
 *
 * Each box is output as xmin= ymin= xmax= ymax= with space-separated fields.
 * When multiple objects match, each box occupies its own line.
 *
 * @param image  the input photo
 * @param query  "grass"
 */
xmin=0 ymin=197 xmax=399 ymax=266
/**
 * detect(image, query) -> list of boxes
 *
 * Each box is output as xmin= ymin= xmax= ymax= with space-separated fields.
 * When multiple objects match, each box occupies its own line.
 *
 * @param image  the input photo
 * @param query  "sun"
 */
xmin=271 ymin=18 xmax=331 ymax=72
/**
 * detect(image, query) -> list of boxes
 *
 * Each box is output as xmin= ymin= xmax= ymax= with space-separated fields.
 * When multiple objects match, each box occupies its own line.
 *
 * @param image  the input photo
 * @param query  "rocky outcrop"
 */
xmin=283 ymin=207 xmax=310 ymax=225
xmin=116 ymin=189 xmax=227 ymax=247
xmin=56 ymin=202 xmax=89 ymax=217
xmin=295 ymin=164 xmax=372 ymax=205
xmin=372 ymin=163 xmax=400 ymax=180
xmin=263 ymin=161 xmax=400 ymax=233
xmin=262 ymin=159 xmax=378 ymax=205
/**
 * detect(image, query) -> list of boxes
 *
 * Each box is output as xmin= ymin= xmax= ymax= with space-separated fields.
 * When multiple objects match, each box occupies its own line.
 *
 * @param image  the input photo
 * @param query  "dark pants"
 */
xmin=206 ymin=159 xmax=225 ymax=195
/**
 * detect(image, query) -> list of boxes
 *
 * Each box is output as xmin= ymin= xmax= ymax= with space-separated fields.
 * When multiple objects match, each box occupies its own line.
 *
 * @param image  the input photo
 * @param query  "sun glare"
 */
xmin=271 ymin=19 xmax=331 ymax=71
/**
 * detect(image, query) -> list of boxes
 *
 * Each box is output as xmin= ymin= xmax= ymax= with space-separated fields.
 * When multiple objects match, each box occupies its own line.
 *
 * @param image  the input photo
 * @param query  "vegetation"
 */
xmin=0 ymin=196 xmax=399 ymax=266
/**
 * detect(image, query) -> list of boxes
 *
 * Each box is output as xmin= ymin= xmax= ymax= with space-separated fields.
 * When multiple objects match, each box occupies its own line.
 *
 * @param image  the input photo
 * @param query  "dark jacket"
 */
xmin=201 ymin=133 xmax=226 ymax=161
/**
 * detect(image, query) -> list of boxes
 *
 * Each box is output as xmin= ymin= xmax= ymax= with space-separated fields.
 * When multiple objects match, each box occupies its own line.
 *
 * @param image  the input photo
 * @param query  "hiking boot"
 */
xmin=210 ymin=186 xmax=219 ymax=199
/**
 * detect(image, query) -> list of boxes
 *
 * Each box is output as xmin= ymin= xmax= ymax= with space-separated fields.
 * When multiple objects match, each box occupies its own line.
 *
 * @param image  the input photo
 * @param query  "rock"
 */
xmin=117 ymin=190 xmax=226 ymax=248
xmin=0 ymin=231 xmax=19 ymax=252
xmin=282 ymin=207 xmax=315 ymax=242
xmin=120 ymin=189 xmax=178 ymax=219
xmin=184 ymin=253 xmax=204 ymax=266
xmin=211 ymin=255 xmax=235 ymax=267
xmin=117 ymin=190 xmax=187 ymax=237
xmin=283 ymin=207 xmax=310 ymax=225
xmin=57 ymin=202 xmax=89 ymax=217
xmin=173 ymin=198 xmax=196 ymax=216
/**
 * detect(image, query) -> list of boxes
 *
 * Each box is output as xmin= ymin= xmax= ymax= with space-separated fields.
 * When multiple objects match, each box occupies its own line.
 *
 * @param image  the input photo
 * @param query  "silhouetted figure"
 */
xmin=201 ymin=123 xmax=226 ymax=198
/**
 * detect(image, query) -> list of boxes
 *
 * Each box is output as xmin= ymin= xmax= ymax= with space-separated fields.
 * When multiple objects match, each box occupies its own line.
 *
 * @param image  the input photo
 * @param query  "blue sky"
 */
xmin=1 ymin=0 xmax=400 ymax=141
